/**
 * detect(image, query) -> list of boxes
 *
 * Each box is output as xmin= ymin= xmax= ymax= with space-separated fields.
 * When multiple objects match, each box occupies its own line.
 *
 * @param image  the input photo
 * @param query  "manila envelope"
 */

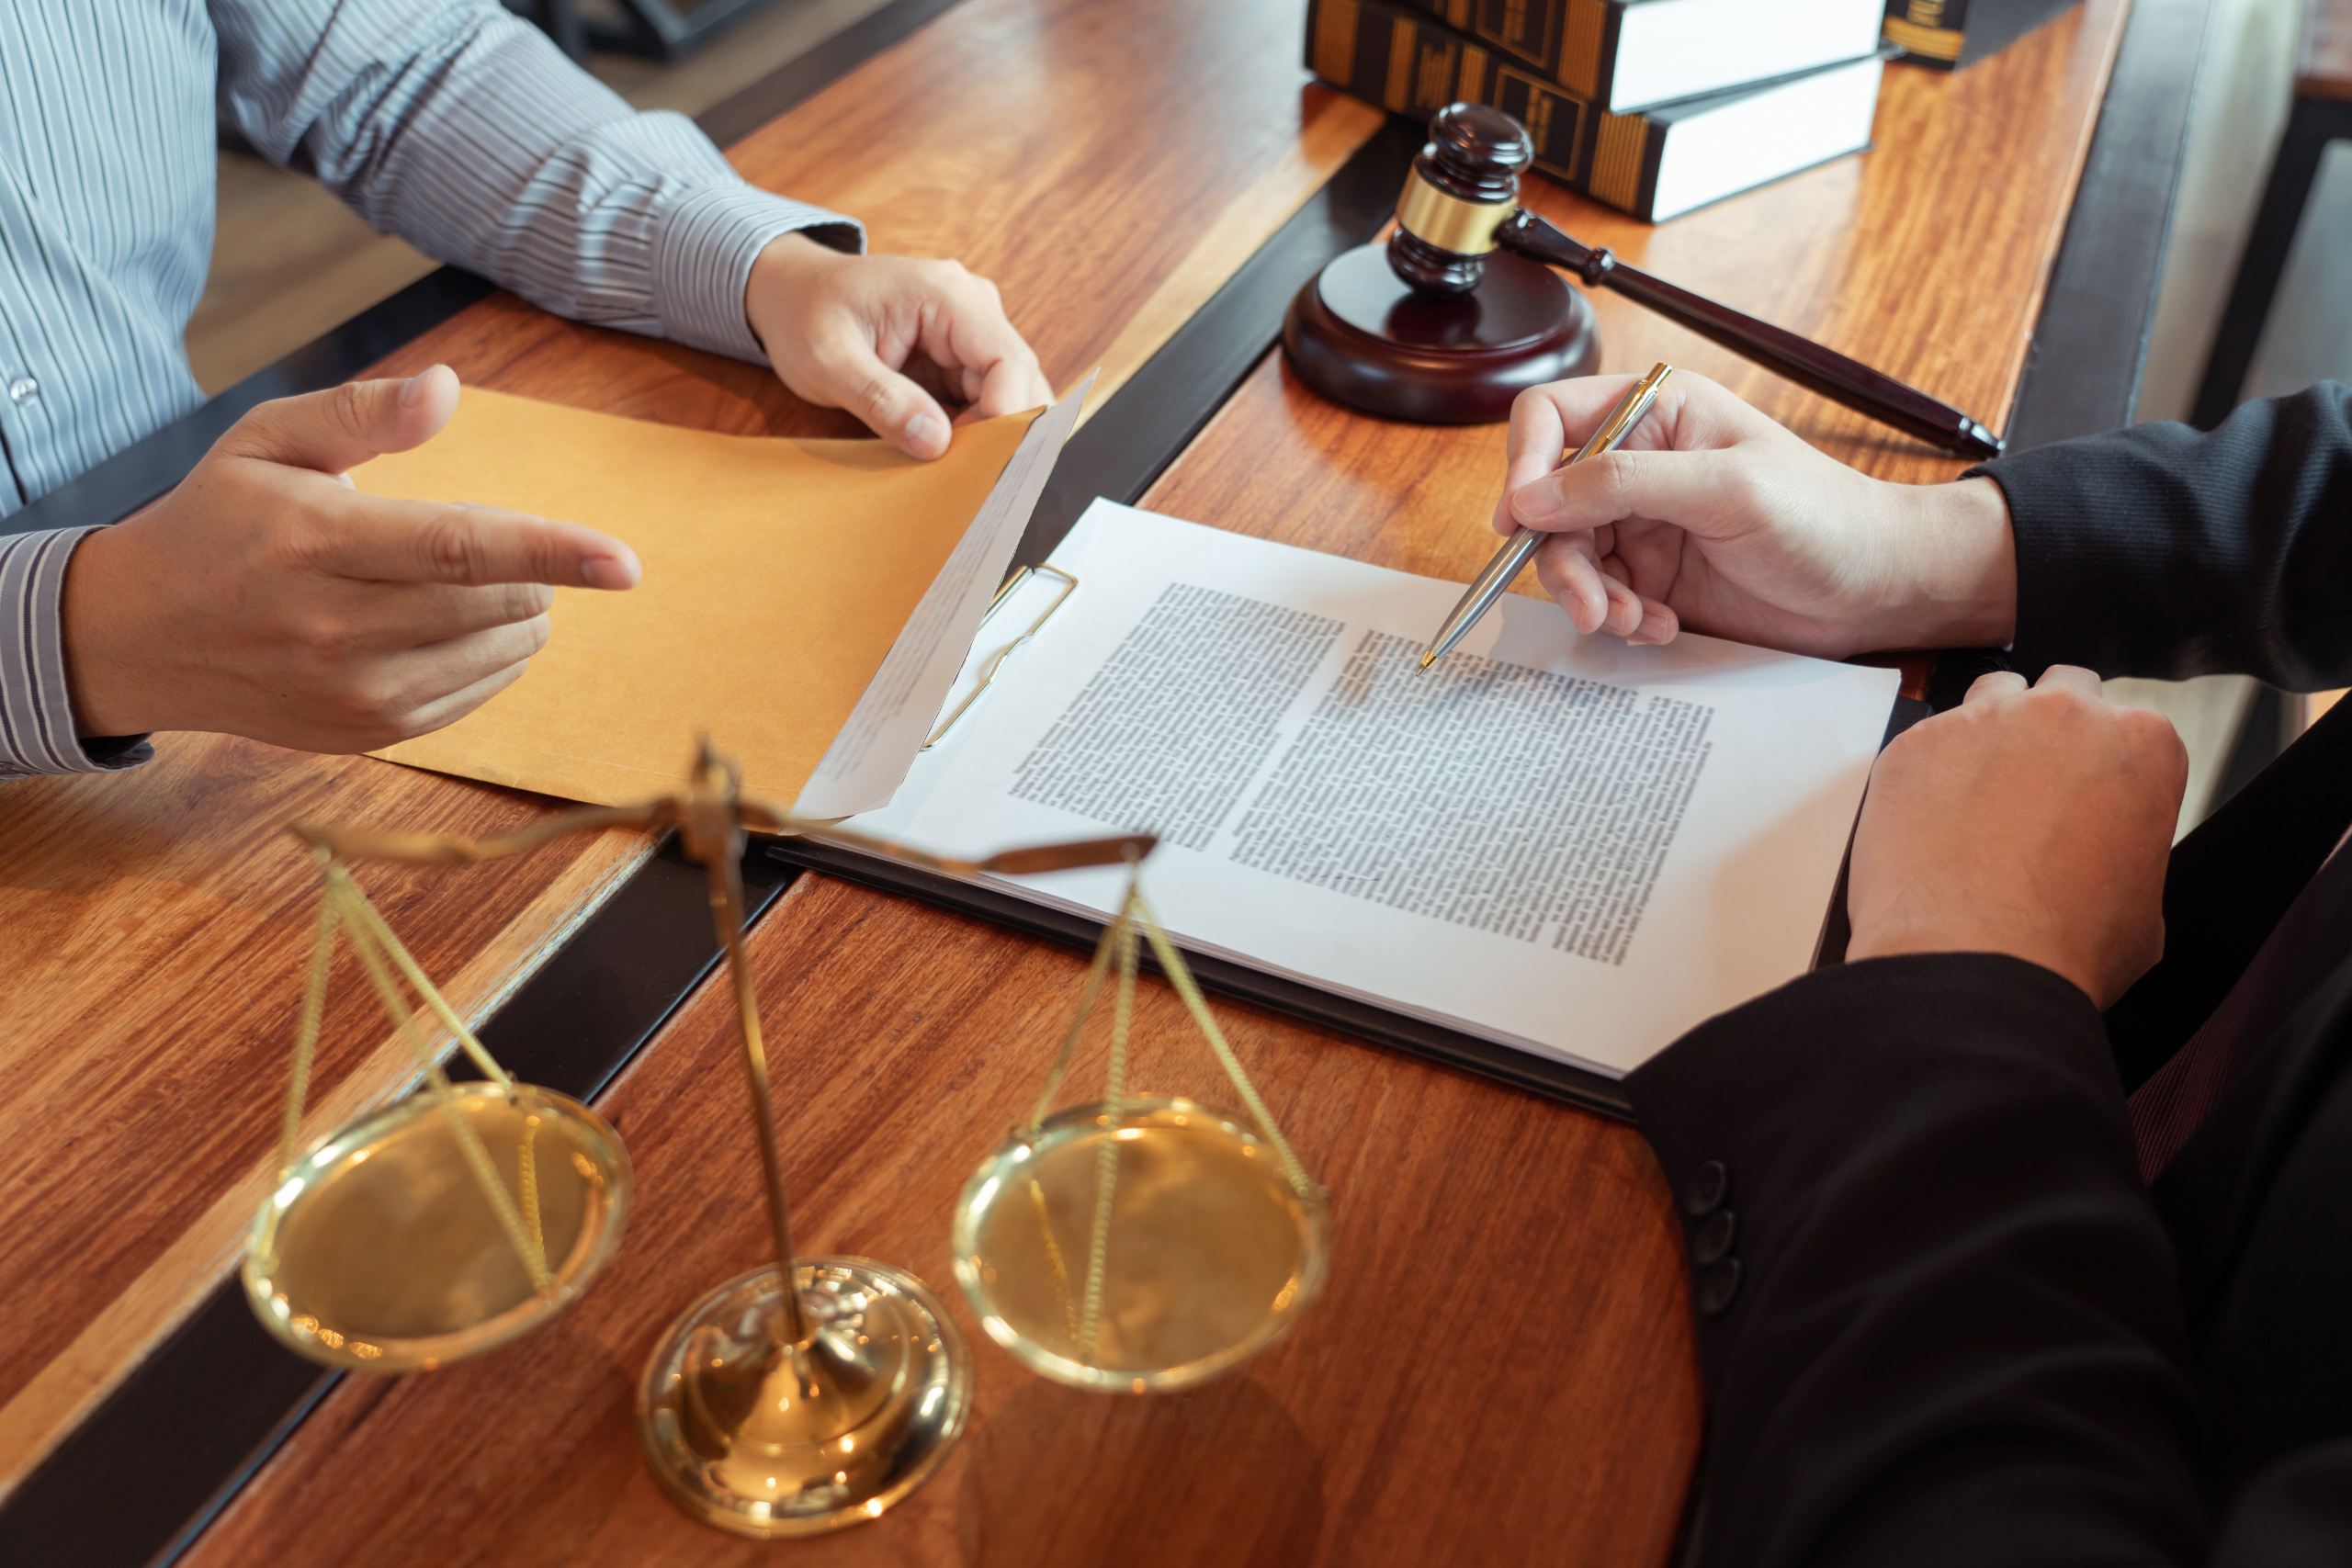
xmin=351 ymin=387 xmax=1037 ymax=807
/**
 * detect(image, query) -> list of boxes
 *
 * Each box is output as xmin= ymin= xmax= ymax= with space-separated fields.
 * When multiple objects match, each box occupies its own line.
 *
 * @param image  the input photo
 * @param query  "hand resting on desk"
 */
xmin=1849 ymin=666 xmax=2184 ymax=1006
xmin=60 ymin=366 xmax=641 ymax=754
xmin=1498 ymin=371 xmax=2185 ymax=1006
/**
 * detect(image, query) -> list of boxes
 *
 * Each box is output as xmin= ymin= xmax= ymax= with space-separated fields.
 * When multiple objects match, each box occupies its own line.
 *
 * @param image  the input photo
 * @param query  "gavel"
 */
xmin=1283 ymin=104 xmax=2003 ymax=459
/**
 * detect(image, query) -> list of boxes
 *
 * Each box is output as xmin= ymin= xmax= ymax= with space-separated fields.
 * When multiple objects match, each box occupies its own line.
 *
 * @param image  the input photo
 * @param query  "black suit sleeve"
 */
xmin=1626 ymin=954 xmax=2209 ymax=1568
xmin=1973 ymin=382 xmax=2352 ymax=688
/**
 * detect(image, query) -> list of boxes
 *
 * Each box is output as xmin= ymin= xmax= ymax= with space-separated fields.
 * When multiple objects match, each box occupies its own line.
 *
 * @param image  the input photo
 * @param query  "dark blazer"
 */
xmin=1627 ymin=383 xmax=2352 ymax=1567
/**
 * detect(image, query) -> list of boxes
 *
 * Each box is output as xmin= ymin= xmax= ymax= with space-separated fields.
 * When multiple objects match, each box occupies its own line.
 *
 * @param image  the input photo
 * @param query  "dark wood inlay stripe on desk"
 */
xmin=694 ymin=0 xmax=970 ymax=147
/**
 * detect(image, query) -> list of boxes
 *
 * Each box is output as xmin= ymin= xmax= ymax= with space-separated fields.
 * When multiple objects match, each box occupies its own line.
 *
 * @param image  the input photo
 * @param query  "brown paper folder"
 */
xmin=352 ymin=388 xmax=1040 ymax=807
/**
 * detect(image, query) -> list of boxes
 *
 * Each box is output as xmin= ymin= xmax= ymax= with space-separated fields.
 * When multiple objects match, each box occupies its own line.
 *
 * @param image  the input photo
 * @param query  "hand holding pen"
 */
xmin=1422 ymin=364 xmax=1675 ymax=671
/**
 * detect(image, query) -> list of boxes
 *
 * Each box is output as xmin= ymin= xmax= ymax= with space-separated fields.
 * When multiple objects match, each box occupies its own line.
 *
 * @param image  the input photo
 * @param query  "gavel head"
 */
xmin=1387 ymin=103 xmax=1532 ymax=299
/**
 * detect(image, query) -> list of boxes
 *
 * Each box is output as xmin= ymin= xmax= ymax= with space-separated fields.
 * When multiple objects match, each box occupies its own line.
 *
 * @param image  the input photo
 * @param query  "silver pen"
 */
xmin=1419 ymin=362 xmax=1675 ymax=672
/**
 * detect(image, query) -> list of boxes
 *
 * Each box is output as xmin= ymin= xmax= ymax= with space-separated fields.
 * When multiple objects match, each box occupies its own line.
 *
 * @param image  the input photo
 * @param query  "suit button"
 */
xmin=1695 ymin=1257 xmax=1742 ymax=1318
xmin=1683 ymin=1160 xmax=1729 ymax=1216
xmin=1691 ymin=1208 xmax=1736 ymax=1267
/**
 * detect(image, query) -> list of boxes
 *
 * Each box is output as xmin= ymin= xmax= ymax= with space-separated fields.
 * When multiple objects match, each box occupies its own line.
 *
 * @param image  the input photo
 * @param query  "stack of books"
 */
xmin=1306 ymin=0 xmax=1893 ymax=222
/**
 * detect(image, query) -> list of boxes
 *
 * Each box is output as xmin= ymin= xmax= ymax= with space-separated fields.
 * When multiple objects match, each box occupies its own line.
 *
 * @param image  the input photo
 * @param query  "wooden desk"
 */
xmin=0 ymin=0 xmax=2193 ymax=1560
xmin=0 ymin=0 xmax=1383 ymax=1529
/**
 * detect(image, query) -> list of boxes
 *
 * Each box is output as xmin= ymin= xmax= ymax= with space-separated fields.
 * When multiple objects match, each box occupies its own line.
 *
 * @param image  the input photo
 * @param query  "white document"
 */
xmin=849 ymin=500 xmax=1900 ymax=1079
xmin=790 ymin=376 xmax=1093 ymax=818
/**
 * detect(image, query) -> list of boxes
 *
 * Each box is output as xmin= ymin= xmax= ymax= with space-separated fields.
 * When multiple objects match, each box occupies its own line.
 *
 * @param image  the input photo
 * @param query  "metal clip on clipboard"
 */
xmin=922 ymin=563 xmax=1080 ymax=750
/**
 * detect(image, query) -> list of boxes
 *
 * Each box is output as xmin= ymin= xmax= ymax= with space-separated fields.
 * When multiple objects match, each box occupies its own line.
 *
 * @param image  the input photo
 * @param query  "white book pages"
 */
xmin=790 ymin=376 xmax=1091 ymax=818
xmin=848 ymin=500 xmax=1899 ymax=1079
xmin=1609 ymin=0 xmax=1887 ymax=114
xmin=1649 ymin=54 xmax=1886 ymax=222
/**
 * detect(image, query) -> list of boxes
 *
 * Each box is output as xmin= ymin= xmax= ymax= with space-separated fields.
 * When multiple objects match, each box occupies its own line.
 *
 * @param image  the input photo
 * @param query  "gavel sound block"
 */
xmin=1283 ymin=104 xmax=2002 ymax=458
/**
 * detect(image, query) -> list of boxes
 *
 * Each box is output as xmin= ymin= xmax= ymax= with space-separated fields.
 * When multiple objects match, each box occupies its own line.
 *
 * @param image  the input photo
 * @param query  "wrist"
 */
xmin=1847 ymin=914 xmax=2098 ymax=1004
xmin=743 ymin=231 xmax=838 ymax=357
xmin=1867 ymin=476 xmax=2018 ymax=650
xmin=59 ymin=526 xmax=152 ymax=737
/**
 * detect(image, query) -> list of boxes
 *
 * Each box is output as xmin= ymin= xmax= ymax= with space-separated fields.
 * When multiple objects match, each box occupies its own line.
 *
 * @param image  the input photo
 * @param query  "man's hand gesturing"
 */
xmin=1847 ymin=667 xmax=2188 ymax=1007
xmin=61 ymin=365 xmax=640 ymax=754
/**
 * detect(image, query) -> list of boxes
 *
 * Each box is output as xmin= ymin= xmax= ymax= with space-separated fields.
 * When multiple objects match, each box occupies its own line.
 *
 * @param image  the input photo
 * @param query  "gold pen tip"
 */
xmin=1418 ymin=650 xmax=1437 ymax=671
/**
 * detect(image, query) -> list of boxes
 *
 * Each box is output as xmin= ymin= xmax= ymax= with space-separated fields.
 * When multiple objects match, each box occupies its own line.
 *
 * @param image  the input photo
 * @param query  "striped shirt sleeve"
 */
xmin=0 ymin=4 xmax=863 ymax=778
xmin=209 ymin=0 xmax=864 ymax=364
xmin=0 ymin=530 xmax=153 ymax=778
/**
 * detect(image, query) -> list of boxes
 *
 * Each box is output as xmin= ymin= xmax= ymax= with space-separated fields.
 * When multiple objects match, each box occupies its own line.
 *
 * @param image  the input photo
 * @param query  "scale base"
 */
xmin=637 ymin=1258 xmax=970 ymax=1539
xmin=1281 ymin=244 xmax=1600 ymax=423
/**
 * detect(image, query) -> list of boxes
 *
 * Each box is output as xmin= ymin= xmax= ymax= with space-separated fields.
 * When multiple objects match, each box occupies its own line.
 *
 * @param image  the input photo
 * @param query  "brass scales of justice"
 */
xmin=245 ymin=743 xmax=1331 ymax=1537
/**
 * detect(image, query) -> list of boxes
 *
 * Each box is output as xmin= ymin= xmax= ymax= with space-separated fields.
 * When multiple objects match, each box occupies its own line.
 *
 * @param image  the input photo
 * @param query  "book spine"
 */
xmin=1306 ymin=0 xmax=1599 ymax=188
xmin=1582 ymin=107 xmax=1661 ymax=220
xmin=1882 ymin=0 xmax=1969 ymax=67
xmin=1565 ymin=0 xmax=1612 ymax=101
xmin=1374 ymin=0 xmax=1615 ymax=100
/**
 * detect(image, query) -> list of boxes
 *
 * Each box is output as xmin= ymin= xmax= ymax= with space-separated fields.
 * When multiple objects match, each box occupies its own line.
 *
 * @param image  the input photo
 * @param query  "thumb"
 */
xmin=220 ymin=365 xmax=460 ymax=476
xmin=814 ymin=333 xmax=953 ymax=459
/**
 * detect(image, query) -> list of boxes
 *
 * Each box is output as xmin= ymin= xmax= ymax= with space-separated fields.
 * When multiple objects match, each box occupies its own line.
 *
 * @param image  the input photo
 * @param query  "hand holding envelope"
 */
xmin=350 ymin=380 xmax=1088 ymax=813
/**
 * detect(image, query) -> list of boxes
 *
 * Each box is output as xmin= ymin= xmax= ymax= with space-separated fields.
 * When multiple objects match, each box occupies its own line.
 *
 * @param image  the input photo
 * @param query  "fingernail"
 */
xmin=905 ymin=413 xmax=945 ymax=452
xmin=1513 ymin=480 xmax=1561 ymax=522
xmin=581 ymin=556 xmax=636 ymax=590
xmin=400 ymin=368 xmax=433 ymax=407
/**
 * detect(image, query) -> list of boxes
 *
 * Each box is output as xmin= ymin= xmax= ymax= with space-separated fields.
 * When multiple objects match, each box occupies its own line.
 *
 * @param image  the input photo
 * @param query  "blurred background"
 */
xmin=2118 ymin=0 xmax=2348 ymax=840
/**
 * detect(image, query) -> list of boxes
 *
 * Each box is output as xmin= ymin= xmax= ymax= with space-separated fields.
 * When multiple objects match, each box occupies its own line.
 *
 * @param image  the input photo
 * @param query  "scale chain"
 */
xmin=1024 ymin=867 xmax=1318 ymax=1364
xmin=329 ymin=873 xmax=552 ymax=1288
xmin=272 ymin=858 xmax=552 ymax=1292
xmin=1133 ymin=893 xmax=1314 ymax=1201
xmin=274 ymin=890 xmax=340 ymax=1188
xmin=1077 ymin=890 xmax=1141 ymax=1357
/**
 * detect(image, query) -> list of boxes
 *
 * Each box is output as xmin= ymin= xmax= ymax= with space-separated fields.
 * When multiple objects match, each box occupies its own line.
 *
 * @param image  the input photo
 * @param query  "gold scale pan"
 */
xmin=247 ymin=743 xmax=1328 ymax=1539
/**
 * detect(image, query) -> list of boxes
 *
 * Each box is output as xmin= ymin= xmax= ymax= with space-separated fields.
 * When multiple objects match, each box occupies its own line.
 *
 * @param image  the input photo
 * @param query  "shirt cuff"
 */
xmin=0 ymin=528 xmax=153 ymax=779
xmin=653 ymin=185 xmax=864 ymax=364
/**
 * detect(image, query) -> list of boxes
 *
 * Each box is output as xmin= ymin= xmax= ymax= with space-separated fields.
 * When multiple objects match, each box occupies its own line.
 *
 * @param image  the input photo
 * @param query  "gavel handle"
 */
xmin=1495 ymin=210 xmax=2003 ymax=459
